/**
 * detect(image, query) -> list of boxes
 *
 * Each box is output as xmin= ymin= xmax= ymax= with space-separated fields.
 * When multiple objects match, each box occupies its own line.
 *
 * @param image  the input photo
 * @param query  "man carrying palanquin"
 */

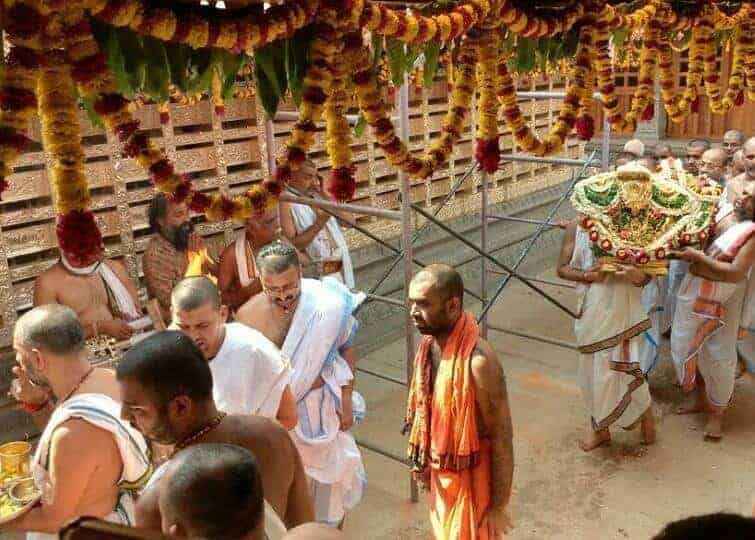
xmin=34 ymin=223 xmax=143 ymax=341
xmin=118 ymin=331 xmax=314 ymax=532
xmin=217 ymin=202 xmax=282 ymax=311
xmin=236 ymin=240 xmax=365 ymax=527
xmin=142 ymin=193 xmax=217 ymax=322
xmin=671 ymin=181 xmax=755 ymax=439
xmin=3 ymin=305 xmax=151 ymax=539
xmin=170 ymin=276 xmax=297 ymax=430
xmin=279 ymin=159 xmax=355 ymax=288
xmin=405 ymin=264 xmax=514 ymax=540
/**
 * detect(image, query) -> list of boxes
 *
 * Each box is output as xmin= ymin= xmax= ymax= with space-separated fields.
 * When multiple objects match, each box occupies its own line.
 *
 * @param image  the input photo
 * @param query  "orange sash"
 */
xmin=405 ymin=312 xmax=492 ymax=540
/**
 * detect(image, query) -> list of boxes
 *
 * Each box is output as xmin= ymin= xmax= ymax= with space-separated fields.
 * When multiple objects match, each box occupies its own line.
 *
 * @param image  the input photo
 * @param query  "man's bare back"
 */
xmin=236 ymin=293 xmax=293 ymax=348
xmin=33 ymin=260 xmax=138 ymax=337
xmin=136 ymin=414 xmax=312 ymax=531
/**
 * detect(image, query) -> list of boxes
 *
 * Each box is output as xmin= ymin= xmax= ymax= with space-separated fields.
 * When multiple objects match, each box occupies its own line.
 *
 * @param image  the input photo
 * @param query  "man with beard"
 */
xmin=170 ymin=277 xmax=297 ymax=429
xmin=671 ymin=182 xmax=755 ymax=439
xmin=236 ymin=240 xmax=366 ymax=527
xmin=684 ymin=139 xmax=711 ymax=175
xmin=218 ymin=203 xmax=282 ymax=311
xmin=3 ymin=305 xmax=151 ymax=538
xmin=143 ymin=194 xmax=216 ymax=322
xmin=405 ymin=264 xmax=514 ymax=539
xmin=117 ymin=331 xmax=313 ymax=532
xmin=34 ymin=220 xmax=142 ymax=341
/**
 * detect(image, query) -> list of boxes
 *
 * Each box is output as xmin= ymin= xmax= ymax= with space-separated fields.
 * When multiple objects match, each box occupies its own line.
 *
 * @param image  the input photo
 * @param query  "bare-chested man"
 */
xmin=217 ymin=204 xmax=281 ymax=311
xmin=722 ymin=138 xmax=755 ymax=203
xmin=236 ymin=241 xmax=365 ymax=526
xmin=34 ymin=237 xmax=142 ymax=341
xmin=117 ymin=331 xmax=313 ymax=532
xmin=722 ymin=129 xmax=745 ymax=165
xmin=3 ymin=305 xmax=150 ymax=539
xmin=405 ymin=265 xmax=513 ymax=539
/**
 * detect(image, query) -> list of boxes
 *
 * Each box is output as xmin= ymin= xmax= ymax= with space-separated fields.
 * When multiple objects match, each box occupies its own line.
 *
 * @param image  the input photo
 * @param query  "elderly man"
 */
xmin=236 ymin=241 xmax=365 ymax=527
xmin=729 ymin=149 xmax=745 ymax=180
xmin=217 ymin=203 xmax=281 ymax=311
xmin=406 ymin=264 xmax=514 ymax=539
xmin=170 ymin=277 xmax=297 ymax=429
xmin=3 ymin=305 xmax=151 ymax=538
xmin=34 ymin=236 xmax=142 ymax=341
xmin=623 ymin=138 xmax=645 ymax=158
xmin=684 ymin=139 xmax=712 ymax=175
xmin=159 ymin=444 xmax=286 ymax=540
xmin=557 ymin=220 xmax=656 ymax=451
xmin=142 ymin=193 xmax=216 ymax=321
xmin=118 ymin=331 xmax=313 ymax=532
xmin=722 ymin=129 xmax=745 ymax=162
xmin=671 ymin=182 xmax=755 ymax=439
xmin=280 ymin=160 xmax=355 ymax=288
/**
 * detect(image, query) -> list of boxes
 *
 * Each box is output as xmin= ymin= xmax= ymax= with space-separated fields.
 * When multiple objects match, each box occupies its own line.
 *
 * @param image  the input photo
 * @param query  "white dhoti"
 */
xmin=571 ymin=227 xmax=652 ymax=430
xmin=283 ymin=278 xmax=366 ymax=525
xmin=28 ymin=393 xmax=151 ymax=540
xmin=662 ymin=260 xmax=689 ymax=334
xmin=639 ymin=278 xmax=664 ymax=374
xmin=737 ymin=270 xmax=755 ymax=373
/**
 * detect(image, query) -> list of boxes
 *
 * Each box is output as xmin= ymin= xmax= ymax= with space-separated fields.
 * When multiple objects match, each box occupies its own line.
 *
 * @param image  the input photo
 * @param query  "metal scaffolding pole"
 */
xmin=498 ymin=154 xmax=599 ymax=167
xmin=480 ymin=171 xmax=489 ymax=337
xmin=476 ymin=150 xmax=596 ymax=324
xmin=487 ymin=325 xmax=578 ymax=350
xmin=279 ymin=193 xmax=402 ymax=220
xmin=487 ymin=215 xmax=562 ymax=228
xmin=411 ymin=203 xmax=579 ymax=319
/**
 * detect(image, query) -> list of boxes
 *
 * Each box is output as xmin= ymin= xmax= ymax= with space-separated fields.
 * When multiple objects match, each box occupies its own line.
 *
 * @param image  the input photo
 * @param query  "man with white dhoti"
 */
xmin=280 ymin=160 xmax=355 ymax=288
xmin=557 ymin=221 xmax=656 ymax=451
xmin=3 ymin=305 xmax=151 ymax=539
xmin=671 ymin=182 xmax=755 ymax=439
xmin=237 ymin=240 xmax=366 ymax=526
xmin=170 ymin=276 xmax=297 ymax=430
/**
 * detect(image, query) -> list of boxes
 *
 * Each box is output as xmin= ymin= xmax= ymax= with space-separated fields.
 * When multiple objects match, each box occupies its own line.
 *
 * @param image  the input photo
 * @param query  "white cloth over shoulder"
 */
xmin=28 ymin=393 xmax=152 ymax=540
xmin=570 ymin=227 xmax=652 ymax=430
xmin=210 ymin=322 xmax=292 ymax=418
xmin=282 ymin=277 xmax=366 ymax=525
xmin=290 ymin=203 xmax=355 ymax=288
xmin=235 ymin=234 xmax=257 ymax=288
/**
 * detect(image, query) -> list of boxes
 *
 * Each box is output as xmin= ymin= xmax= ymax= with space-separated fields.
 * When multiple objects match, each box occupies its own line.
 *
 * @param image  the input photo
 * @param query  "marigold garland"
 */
xmin=497 ymin=0 xmax=583 ymax=38
xmin=474 ymin=28 xmax=500 ymax=173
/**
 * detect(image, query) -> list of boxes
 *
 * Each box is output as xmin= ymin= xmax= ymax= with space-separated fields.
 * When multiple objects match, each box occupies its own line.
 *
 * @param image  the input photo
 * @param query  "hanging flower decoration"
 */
xmin=498 ymin=0 xmax=584 ymax=38
xmin=474 ymin=27 xmax=500 ymax=173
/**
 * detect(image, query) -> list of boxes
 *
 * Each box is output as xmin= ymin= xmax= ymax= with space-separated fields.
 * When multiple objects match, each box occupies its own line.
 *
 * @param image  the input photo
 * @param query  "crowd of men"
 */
xmin=2 ymin=133 xmax=755 ymax=539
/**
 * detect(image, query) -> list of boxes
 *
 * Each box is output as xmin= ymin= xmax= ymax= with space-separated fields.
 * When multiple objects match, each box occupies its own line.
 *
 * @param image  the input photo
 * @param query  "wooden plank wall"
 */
xmin=0 ymin=71 xmax=583 ymax=350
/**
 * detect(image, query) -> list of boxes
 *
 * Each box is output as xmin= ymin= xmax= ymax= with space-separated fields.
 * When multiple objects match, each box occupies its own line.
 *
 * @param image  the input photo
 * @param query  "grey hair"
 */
xmin=15 ymin=304 xmax=85 ymax=355
xmin=687 ymin=138 xmax=711 ymax=150
xmin=724 ymin=130 xmax=745 ymax=143
xmin=255 ymin=240 xmax=300 ymax=275
xmin=171 ymin=277 xmax=221 ymax=313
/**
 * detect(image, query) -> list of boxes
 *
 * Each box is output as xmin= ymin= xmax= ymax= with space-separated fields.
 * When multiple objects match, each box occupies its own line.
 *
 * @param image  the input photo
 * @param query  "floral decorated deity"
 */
xmin=571 ymin=163 xmax=721 ymax=275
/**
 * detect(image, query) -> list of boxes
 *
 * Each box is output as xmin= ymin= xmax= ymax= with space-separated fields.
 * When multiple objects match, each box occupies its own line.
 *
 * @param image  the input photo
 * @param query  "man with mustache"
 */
xmin=143 ymin=194 xmax=216 ymax=322
xmin=236 ymin=240 xmax=366 ymax=527
xmin=683 ymin=139 xmax=711 ymax=175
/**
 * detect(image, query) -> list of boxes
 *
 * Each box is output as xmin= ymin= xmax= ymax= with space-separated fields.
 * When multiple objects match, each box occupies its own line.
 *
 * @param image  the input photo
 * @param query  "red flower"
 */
xmin=352 ymin=69 xmax=371 ymax=86
xmin=0 ymin=177 xmax=9 ymax=199
xmin=149 ymin=160 xmax=175 ymax=183
xmin=637 ymin=252 xmax=650 ymax=265
xmin=246 ymin=186 xmax=270 ymax=215
xmin=70 ymin=54 xmax=107 ymax=84
xmin=616 ymin=248 xmax=628 ymax=260
xmin=475 ymin=138 xmax=500 ymax=174
xmin=697 ymin=230 xmax=707 ymax=241
xmin=56 ymin=209 xmax=104 ymax=262
xmin=160 ymin=110 xmax=170 ymax=125
xmin=302 ymin=87 xmax=326 ymax=105
xmin=0 ymin=88 xmax=36 ymax=111
xmin=220 ymin=196 xmax=235 ymax=219
xmin=620 ymin=230 xmax=630 ymax=240
xmin=641 ymin=103 xmax=654 ymax=121
xmin=189 ymin=191 xmax=211 ymax=213
xmin=575 ymin=114 xmax=595 ymax=141
xmin=581 ymin=217 xmax=593 ymax=229
xmin=681 ymin=233 xmax=692 ymax=245
xmin=655 ymin=247 xmax=666 ymax=260
xmin=115 ymin=121 xmax=140 ymax=142
xmin=123 ymin=134 xmax=149 ymax=158
xmin=600 ymin=239 xmax=613 ymax=251
xmin=214 ymin=104 xmax=225 ymax=117
xmin=262 ymin=178 xmax=283 ymax=196
xmin=6 ymin=47 xmax=42 ymax=70
xmin=0 ymin=127 xmax=31 ymax=152
xmin=5 ymin=4 xmax=48 ymax=39
xmin=207 ymin=22 xmax=221 ymax=47
xmin=735 ymin=90 xmax=745 ymax=106
xmin=273 ymin=164 xmax=292 ymax=184
xmin=94 ymin=94 xmax=129 ymax=116
xmin=171 ymin=180 xmax=193 ymax=203
xmin=589 ymin=230 xmax=599 ymax=242
xmin=172 ymin=18 xmax=193 ymax=43
xmin=324 ymin=166 xmax=356 ymax=202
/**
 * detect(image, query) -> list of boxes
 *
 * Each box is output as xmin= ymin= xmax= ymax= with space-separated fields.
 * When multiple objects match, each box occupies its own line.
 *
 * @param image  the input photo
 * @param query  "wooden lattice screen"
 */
xmin=0 ymin=71 xmax=583 ymax=350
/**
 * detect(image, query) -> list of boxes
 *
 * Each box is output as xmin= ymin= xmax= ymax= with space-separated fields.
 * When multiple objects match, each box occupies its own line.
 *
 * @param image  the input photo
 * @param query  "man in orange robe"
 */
xmin=405 ymin=264 xmax=514 ymax=539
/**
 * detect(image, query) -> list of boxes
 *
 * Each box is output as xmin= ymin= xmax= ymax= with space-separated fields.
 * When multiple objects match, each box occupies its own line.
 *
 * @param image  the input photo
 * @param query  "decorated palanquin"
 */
xmin=571 ymin=164 xmax=722 ymax=275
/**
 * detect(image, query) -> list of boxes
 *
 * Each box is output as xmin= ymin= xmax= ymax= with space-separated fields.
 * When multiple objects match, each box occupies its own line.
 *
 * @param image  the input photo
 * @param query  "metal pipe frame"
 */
xmin=486 ymin=269 xmax=576 ymax=290
xmin=487 ymin=325 xmax=578 ymax=350
xmin=487 ymin=215 xmax=562 ymax=228
xmin=279 ymin=193 xmax=402 ymax=221
xmin=516 ymin=91 xmax=602 ymax=100
xmin=364 ymin=293 xmax=406 ymax=309
xmin=274 ymin=110 xmax=399 ymax=125
xmin=356 ymin=366 xmax=407 ymax=386
xmin=476 ymin=150 xmax=596 ymax=324
xmin=499 ymin=154 xmax=599 ymax=167
xmin=356 ymin=438 xmax=408 ymax=465
xmin=410 ymin=203 xmax=579 ymax=319
xmin=480 ymin=170 xmax=489 ymax=338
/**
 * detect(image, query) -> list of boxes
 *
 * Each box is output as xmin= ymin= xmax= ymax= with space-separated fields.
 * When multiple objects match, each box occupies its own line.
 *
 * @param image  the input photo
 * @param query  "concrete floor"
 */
xmin=345 ymin=271 xmax=755 ymax=539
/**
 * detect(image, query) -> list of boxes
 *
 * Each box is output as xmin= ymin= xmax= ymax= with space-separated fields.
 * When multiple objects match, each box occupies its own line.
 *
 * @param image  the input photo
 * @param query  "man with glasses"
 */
xmin=236 ymin=240 xmax=366 ymax=528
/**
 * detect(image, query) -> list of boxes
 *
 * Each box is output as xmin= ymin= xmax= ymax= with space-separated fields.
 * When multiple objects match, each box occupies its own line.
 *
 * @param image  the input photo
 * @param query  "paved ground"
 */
xmin=346 ymin=270 xmax=755 ymax=539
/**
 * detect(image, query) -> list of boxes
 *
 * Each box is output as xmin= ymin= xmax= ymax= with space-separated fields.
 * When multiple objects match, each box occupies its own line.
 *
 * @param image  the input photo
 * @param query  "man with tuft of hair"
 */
xmin=170 ymin=276 xmax=297 ymax=429
xmin=118 ymin=331 xmax=313 ymax=534
xmin=236 ymin=240 xmax=366 ymax=528
xmin=4 ymin=304 xmax=151 ymax=538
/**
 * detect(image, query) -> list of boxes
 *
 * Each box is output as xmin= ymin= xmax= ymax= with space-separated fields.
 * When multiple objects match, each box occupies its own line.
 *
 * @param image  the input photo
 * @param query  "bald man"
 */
xmin=722 ymin=138 xmax=755 ymax=208
xmin=722 ymin=129 xmax=745 ymax=161
xmin=406 ymin=264 xmax=514 ymax=539
xmin=623 ymin=138 xmax=645 ymax=158
xmin=684 ymin=139 xmax=711 ymax=175
xmin=730 ymin=149 xmax=745 ymax=180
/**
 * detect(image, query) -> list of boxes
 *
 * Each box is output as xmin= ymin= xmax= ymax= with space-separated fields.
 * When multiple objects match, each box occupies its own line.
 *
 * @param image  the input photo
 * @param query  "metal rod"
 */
xmin=601 ymin=113 xmax=611 ymax=171
xmin=486 ymin=270 xmax=576 ymax=290
xmin=279 ymin=193 xmax=402 ymax=221
xmin=356 ymin=366 xmax=407 ymax=386
xmin=356 ymin=439 xmax=408 ymax=465
xmin=410 ymin=203 xmax=579 ymax=319
xmin=487 ymin=215 xmax=562 ymax=228
xmin=515 ymin=91 xmax=602 ymax=100
xmin=480 ymin=170 xmax=489 ymax=338
xmin=487 ymin=325 xmax=578 ymax=350
xmin=264 ymin=119 xmax=276 ymax=174
xmin=398 ymin=73 xmax=419 ymax=503
xmin=361 ymin=162 xmax=479 ymax=304
xmin=364 ymin=293 xmax=406 ymax=309
xmin=274 ymin=110 xmax=398 ymax=125
xmin=499 ymin=154 xmax=599 ymax=167
xmin=477 ymin=151 xmax=596 ymax=323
